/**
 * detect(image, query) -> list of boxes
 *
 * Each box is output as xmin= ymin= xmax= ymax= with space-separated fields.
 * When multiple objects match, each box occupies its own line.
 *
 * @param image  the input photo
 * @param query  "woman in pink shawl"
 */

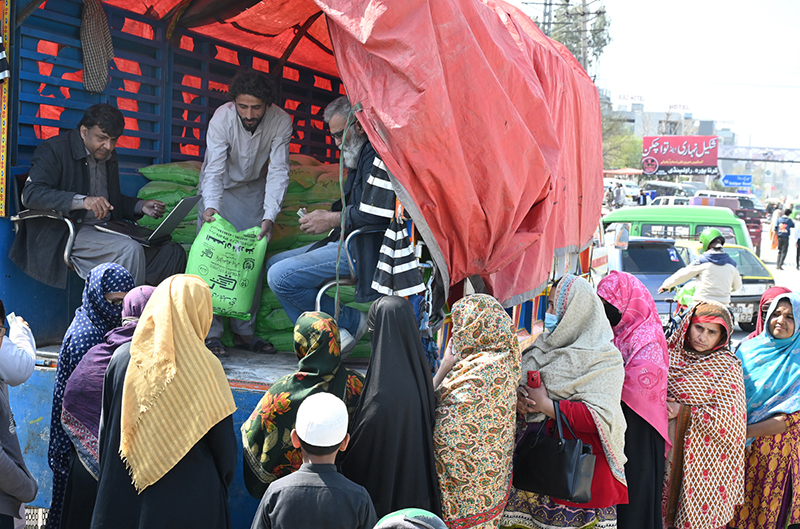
xmin=597 ymin=271 xmax=670 ymax=529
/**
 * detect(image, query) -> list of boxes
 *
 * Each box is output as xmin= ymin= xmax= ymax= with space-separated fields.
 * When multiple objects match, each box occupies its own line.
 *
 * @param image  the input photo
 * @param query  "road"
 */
xmin=730 ymin=226 xmax=797 ymax=342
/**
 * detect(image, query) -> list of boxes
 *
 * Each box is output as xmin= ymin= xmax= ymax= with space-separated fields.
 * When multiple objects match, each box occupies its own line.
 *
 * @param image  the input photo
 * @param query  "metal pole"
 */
xmin=580 ymin=0 xmax=588 ymax=70
xmin=542 ymin=0 xmax=553 ymax=36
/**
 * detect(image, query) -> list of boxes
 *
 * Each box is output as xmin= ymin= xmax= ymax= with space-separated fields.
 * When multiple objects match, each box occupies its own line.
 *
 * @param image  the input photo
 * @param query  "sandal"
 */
xmin=205 ymin=337 xmax=229 ymax=358
xmin=233 ymin=335 xmax=277 ymax=355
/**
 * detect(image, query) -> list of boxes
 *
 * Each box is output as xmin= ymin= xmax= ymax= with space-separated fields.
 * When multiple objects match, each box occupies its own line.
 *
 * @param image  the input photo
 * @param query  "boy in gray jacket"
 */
xmin=0 ymin=299 xmax=38 ymax=528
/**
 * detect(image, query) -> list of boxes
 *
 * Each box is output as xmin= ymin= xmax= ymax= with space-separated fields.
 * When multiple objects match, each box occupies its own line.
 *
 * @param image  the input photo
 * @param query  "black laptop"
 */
xmin=94 ymin=195 xmax=201 ymax=247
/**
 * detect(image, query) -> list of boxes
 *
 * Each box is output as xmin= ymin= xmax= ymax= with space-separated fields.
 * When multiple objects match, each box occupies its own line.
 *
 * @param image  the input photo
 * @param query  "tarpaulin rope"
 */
xmin=332 ymin=101 xmax=361 ymax=320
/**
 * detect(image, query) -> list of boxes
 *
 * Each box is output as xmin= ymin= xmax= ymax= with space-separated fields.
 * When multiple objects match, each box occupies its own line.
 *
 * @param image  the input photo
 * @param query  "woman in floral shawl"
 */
xmin=241 ymin=311 xmax=365 ymax=498
xmin=728 ymin=292 xmax=800 ymax=529
xmin=432 ymin=294 xmax=520 ymax=529
xmin=663 ymin=300 xmax=746 ymax=529
xmin=597 ymin=271 xmax=670 ymax=529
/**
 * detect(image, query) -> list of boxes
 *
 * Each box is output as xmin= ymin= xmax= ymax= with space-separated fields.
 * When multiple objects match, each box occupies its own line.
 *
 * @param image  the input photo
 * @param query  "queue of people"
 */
xmin=1 ymin=262 xmax=797 ymax=529
xmin=4 ymin=65 xmax=799 ymax=529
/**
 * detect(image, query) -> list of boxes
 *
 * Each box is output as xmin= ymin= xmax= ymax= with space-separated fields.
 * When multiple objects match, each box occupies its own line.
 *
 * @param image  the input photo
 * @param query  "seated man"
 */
xmin=10 ymin=103 xmax=186 ymax=287
xmin=266 ymin=96 xmax=394 ymax=351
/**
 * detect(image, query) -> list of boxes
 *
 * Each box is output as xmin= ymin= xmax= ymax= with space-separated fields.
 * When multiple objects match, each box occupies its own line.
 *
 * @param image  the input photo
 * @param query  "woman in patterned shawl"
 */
xmin=241 ymin=311 xmax=365 ymax=498
xmin=59 ymin=285 xmax=155 ymax=529
xmin=728 ymin=292 xmax=800 ymax=529
xmin=597 ymin=271 xmax=670 ymax=529
xmin=504 ymin=275 xmax=627 ymax=529
xmin=663 ymin=300 xmax=746 ymax=529
xmin=432 ymin=294 xmax=520 ymax=529
xmin=46 ymin=263 xmax=134 ymax=529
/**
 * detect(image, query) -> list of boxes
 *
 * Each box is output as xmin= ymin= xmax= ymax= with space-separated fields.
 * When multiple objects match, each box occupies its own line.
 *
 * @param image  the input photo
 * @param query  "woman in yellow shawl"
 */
xmin=90 ymin=275 xmax=238 ymax=529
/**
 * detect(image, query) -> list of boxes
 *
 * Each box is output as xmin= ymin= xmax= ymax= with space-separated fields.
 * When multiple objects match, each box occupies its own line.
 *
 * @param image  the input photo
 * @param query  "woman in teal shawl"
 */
xmin=729 ymin=292 xmax=800 ymax=529
xmin=240 ymin=312 xmax=365 ymax=498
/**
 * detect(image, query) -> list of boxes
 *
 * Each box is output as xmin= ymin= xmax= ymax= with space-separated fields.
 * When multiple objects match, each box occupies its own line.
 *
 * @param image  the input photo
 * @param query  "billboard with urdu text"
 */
xmin=642 ymin=136 xmax=719 ymax=177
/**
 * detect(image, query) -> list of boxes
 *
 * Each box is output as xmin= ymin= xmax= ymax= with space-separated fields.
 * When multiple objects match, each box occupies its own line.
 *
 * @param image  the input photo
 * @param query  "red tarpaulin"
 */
xmin=102 ymin=0 xmax=603 ymax=306
xmin=321 ymin=0 xmax=602 ymax=305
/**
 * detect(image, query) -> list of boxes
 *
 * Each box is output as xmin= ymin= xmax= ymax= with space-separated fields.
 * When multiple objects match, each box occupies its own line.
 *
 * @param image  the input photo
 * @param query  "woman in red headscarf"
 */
xmin=662 ymin=300 xmax=746 ymax=529
xmin=745 ymin=286 xmax=791 ymax=340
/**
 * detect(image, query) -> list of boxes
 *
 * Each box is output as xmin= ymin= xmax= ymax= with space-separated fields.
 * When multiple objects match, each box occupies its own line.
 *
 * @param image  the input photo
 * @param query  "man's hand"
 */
xmin=658 ymin=286 xmax=668 ymax=294
xmin=83 ymin=196 xmax=113 ymax=219
xmin=141 ymin=199 xmax=166 ymax=219
xmin=299 ymin=209 xmax=340 ymax=235
xmin=202 ymin=207 xmax=220 ymax=223
xmin=258 ymin=219 xmax=274 ymax=242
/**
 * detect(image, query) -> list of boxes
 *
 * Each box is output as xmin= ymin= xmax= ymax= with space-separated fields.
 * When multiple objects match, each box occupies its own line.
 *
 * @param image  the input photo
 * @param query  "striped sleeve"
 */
xmin=358 ymin=156 xmax=395 ymax=219
xmin=371 ymin=217 xmax=426 ymax=297
xmin=0 ymin=36 xmax=9 ymax=81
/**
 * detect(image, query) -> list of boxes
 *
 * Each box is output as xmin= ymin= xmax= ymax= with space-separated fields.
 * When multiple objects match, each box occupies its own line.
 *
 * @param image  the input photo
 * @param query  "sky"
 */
xmin=509 ymin=0 xmax=800 ymax=150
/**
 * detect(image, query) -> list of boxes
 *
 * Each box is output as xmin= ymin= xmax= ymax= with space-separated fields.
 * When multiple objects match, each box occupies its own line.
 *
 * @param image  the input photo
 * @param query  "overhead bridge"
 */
xmin=719 ymin=146 xmax=800 ymax=163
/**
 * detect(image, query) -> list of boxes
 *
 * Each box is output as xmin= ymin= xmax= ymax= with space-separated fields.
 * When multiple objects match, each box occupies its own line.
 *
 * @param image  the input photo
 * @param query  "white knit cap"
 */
xmin=295 ymin=393 xmax=348 ymax=447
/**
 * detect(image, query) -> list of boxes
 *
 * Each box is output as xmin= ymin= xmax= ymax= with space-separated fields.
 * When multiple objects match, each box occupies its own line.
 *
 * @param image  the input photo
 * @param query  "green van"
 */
xmin=602 ymin=205 xmax=753 ymax=250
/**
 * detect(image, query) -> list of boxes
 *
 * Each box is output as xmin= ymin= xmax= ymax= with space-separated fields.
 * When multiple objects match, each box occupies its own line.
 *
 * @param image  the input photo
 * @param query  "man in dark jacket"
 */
xmin=775 ymin=208 xmax=796 ymax=270
xmin=9 ymin=104 xmax=186 ymax=287
xmin=266 ymin=96 xmax=394 ymax=352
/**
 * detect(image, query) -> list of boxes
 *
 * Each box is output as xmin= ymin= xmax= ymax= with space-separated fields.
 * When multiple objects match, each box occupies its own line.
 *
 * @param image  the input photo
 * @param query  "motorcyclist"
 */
xmin=657 ymin=228 xmax=742 ymax=306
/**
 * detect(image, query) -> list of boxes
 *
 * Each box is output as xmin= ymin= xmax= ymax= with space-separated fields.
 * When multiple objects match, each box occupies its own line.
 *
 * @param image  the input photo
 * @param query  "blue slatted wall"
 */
xmin=10 ymin=0 xmax=345 ymax=209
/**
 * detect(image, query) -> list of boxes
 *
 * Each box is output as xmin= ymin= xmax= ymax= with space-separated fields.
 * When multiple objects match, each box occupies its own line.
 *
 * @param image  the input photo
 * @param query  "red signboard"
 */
xmin=642 ymin=136 xmax=719 ymax=177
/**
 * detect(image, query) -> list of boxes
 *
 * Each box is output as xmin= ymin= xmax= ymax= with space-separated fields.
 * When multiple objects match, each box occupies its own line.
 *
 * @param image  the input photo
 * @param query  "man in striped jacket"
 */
xmin=266 ymin=96 xmax=395 ymax=352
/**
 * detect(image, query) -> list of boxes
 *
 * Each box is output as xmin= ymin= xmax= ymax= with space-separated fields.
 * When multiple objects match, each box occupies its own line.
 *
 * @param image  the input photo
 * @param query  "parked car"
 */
xmin=606 ymin=237 xmax=686 ymax=327
xmin=673 ymin=240 xmax=775 ymax=332
xmin=650 ymin=196 xmax=690 ymax=206
xmin=602 ymin=205 xmax=753 ymax=250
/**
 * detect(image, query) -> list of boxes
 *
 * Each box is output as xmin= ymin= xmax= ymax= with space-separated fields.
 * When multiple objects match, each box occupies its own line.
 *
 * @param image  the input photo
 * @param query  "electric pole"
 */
xmin=580 ymin=0 xmax=588 ymax=70
xmin=542 ymin=0 xmax=553 ymax=36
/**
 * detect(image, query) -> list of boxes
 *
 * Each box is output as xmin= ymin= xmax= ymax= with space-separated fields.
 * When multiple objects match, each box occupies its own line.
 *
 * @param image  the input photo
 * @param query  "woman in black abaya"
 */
xmin=340 ymin=296 xmax=442 ymax=517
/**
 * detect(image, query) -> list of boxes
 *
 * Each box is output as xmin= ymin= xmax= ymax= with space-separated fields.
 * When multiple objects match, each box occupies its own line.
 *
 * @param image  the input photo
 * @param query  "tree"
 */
xmin=602 ymin=105 xmax=642 ymax=171
xmin=550 ymin=4 xmax=611 ymax=71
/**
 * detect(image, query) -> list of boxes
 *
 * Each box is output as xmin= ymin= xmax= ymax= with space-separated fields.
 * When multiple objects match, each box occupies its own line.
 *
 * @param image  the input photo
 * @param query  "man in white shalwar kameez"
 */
xmin=198 ymin=70 xmax=292 ymax=356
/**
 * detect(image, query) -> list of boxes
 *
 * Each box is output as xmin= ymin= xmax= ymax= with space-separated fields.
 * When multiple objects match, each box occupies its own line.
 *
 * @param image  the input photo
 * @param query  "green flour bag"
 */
xmin=186 ymin=214 xmax=268 ymax=320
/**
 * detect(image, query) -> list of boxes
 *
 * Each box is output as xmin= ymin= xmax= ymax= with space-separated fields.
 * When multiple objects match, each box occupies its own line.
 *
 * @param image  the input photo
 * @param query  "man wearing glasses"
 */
xmin=198 ymin=70 xmax=293 ymax=356
xmin=266 ymin=96 xmax=395 ymax=353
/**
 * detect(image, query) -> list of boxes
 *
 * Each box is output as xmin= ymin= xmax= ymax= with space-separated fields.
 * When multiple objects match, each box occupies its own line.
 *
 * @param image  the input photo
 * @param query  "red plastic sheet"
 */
xmin=319 ymin=0 xmax=603 ymax=305
xmin=100 ymin=0 xmax=602 ymax=305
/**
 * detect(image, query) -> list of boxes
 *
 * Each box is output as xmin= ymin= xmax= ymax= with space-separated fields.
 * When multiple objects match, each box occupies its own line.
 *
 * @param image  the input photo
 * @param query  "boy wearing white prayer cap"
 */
xmin=249 ymin=393 xmax=377 ymax=529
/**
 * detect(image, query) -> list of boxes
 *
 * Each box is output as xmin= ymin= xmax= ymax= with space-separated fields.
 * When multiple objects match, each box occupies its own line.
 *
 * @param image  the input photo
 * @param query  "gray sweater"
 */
xmin=0 ymin=323 xmax=38 ymax=519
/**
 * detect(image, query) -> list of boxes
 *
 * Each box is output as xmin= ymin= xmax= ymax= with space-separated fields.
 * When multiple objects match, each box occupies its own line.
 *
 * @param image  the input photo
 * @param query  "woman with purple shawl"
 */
xmin=58 ymin=286 xmax=155 ymax=529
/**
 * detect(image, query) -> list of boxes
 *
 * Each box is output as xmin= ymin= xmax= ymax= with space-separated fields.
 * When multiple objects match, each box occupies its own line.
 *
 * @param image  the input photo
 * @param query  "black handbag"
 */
xmin=512 ymin=400 xmax=596 ymax=503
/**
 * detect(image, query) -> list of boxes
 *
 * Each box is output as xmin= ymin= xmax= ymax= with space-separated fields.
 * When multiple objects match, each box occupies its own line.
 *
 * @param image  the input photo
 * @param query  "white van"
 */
xmin=650 ymin=196 xmax=690 ymax=206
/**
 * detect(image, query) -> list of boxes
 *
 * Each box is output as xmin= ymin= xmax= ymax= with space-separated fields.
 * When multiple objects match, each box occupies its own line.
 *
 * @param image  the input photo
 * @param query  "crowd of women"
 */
xmin=40 ymin=263 xmax=800 ymax=529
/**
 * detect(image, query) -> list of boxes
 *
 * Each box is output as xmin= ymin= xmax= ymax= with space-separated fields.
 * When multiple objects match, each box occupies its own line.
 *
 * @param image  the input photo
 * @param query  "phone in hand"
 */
xmin=527 ymin=370 xmax=541 ymax=389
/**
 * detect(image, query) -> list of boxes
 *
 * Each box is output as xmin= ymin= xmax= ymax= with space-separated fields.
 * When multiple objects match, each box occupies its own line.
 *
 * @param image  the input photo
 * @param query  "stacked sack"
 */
xmin=219 ymin=153 xmax=374 ymax=357
xmin=136 ymin=161 xmax=201 ymax=248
